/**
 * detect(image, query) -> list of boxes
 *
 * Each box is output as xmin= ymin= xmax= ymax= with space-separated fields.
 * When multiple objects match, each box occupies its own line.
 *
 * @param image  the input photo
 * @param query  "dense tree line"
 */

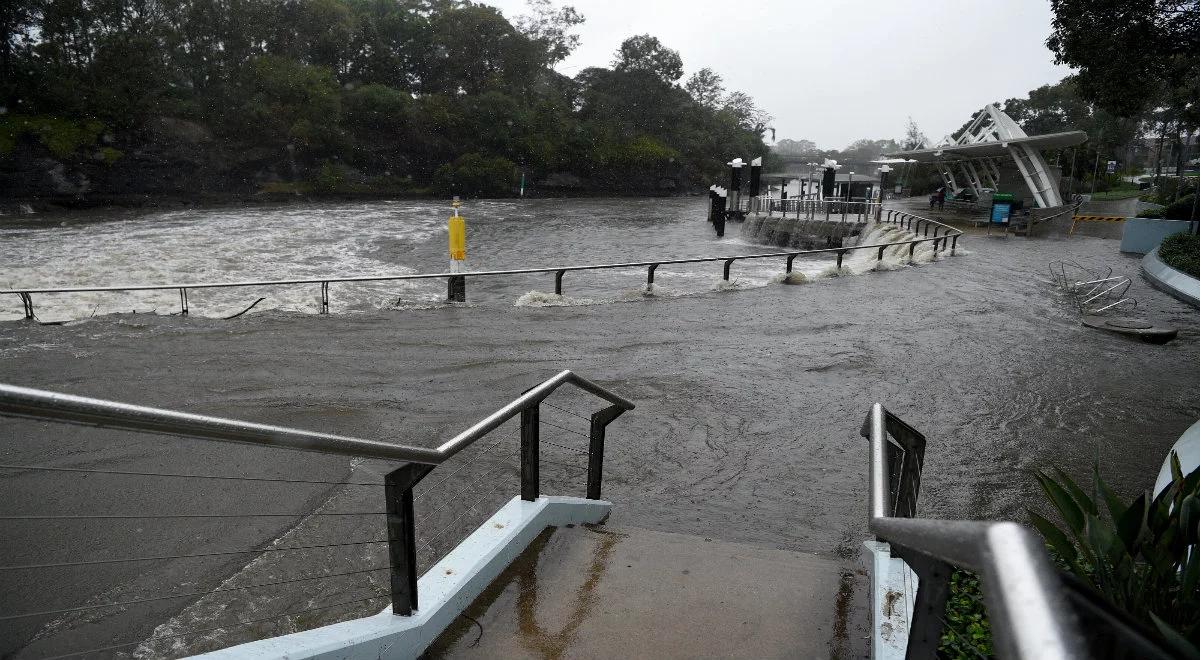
xmin=0 ymin=0 xmax=770 ymax=199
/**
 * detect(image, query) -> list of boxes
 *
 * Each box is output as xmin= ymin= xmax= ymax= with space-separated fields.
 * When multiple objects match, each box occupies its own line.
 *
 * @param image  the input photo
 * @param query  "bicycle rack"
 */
xmin=1048 ymin=261 xmax=1138 ymax=315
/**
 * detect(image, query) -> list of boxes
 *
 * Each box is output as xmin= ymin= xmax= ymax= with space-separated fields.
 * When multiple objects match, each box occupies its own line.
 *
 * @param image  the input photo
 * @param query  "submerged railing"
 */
xmin=862 ymin=404 xmax=1175 ymax=659
xmin=3 ymin=209 xmax=963 ymax=320
xmin=0 ymin=370 xmax=633 ymax=657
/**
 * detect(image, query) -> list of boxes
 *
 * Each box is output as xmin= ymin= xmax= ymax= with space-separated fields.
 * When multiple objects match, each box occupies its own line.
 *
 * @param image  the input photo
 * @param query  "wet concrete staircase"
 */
xmin=424 ymin=523 xmax=869 ymax=659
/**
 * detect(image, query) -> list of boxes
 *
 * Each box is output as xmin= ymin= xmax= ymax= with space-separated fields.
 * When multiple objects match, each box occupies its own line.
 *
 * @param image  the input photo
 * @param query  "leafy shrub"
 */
xmin=938 ymin=570 xmax=993 ymax=658
xmin=1138 ymin=207 xmax=1166 ymax=218
xmin=1161 ymin=194 xmax=1197 ymax=221
xmin=1158 ymin=232 xmax=1200 ymax=278
xmin=432 ymin=153 xmax=516 ymax=198
xmin=1030 ymin=457 xmax=1200 ymax=658
xmin=0 ymin=115 xmax=105 ymax=158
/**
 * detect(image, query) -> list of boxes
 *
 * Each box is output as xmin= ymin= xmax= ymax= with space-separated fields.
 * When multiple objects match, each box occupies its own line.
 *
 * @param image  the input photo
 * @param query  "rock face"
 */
xmin=0 ymin=117 xmax=275 ymax=204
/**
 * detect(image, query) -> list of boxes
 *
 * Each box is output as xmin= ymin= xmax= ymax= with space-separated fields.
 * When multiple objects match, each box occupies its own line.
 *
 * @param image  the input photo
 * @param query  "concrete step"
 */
xmin=423 ymin=524 xmax=870 ymax=659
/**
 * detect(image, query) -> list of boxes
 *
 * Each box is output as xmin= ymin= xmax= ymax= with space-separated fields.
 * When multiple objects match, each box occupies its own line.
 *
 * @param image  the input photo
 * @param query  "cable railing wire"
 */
xmin=0 ymin=463 xmax=386 ymax=487
xmin=41 ymin=592 xmax=390 ymax=660
xmin=539 ymin=418 xmax=591 ymax=441
xmin=0 ymin=537 xmax=391 ymax=571
xmin=542 ymin=401 xmax=590 ymax=421
xmin=0 ymin=565 xmax=391 ymax=622
xmin=0 ymin=511 xmax=389 ymax=520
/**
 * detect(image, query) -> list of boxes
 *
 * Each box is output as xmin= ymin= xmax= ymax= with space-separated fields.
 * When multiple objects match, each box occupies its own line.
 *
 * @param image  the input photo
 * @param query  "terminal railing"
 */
xmin=0 ymin=370 xmax=634 ymax=656
xmin=862 ymin=403 xmax=1176 ymax=659
xmin=3 ymin=210 xmax=963 ymax=320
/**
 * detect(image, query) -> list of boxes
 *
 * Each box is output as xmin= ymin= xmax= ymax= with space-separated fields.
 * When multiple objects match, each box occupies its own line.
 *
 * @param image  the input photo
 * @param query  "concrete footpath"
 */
xmin=424 ymin=524 xmax=869 ymax=660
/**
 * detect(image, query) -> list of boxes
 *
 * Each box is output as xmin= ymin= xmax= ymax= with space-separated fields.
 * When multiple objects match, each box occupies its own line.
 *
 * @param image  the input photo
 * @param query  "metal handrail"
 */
xmin=0 ymin=370 xmax=633 ymax=466
xmin=3 ymin=210 xmax=963 ymax=318
xmin=861 ymin=403 xmax=1085 ymax=659
xmin=0 ymin=369 xmax=634 ymax=625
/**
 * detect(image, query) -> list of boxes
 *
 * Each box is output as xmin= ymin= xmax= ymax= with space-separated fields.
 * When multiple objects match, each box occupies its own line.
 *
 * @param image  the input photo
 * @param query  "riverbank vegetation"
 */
xmin=0 ymin=0 xmax=771 ymax=202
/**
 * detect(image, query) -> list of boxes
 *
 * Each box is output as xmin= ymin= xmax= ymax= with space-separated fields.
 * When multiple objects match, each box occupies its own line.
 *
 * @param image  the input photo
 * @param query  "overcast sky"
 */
xmin=486 ymin=0 xmax=1074 ymax=149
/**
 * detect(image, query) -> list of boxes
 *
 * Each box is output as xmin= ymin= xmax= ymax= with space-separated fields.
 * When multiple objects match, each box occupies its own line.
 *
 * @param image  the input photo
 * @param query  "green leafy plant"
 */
xmin=938 ymin=570 xmax=993 ymax=659
xmin=1159 ymin=232 xmax=1200 ymax=279
xmin=1029 ymin=455 xmax=1200 ymax=658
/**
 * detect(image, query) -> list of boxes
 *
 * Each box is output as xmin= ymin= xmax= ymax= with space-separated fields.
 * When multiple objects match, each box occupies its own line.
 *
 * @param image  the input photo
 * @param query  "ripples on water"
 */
xmin=1 ymin=199 xmax=939 ymax=322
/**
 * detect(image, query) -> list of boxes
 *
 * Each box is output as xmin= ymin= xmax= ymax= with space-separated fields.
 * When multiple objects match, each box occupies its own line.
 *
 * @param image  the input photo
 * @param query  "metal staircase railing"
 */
xmin=862 ymin=403 xmax=1176 ymax=659
xmin=0 ymin=370 xmax=634 ymax=656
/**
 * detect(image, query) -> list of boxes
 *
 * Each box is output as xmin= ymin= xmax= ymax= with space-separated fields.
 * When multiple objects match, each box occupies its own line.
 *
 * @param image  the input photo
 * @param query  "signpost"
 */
xmin=988 ymin=192 xmax=1014 ymax=237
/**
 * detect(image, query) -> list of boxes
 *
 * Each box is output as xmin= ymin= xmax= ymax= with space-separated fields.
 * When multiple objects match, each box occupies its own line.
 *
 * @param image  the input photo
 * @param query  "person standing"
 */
xmin=936 ymin=188 xmax=946 ymax=210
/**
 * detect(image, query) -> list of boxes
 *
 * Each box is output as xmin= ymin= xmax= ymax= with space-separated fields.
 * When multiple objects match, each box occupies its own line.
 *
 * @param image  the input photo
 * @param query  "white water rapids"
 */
xmin=1 ymin=199 xmax=951 ymax=322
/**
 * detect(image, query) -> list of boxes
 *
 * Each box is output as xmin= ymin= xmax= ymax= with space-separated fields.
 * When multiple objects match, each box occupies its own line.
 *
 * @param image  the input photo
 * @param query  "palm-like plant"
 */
xmin=1030 ymin=453 xmax=1200 ymax=658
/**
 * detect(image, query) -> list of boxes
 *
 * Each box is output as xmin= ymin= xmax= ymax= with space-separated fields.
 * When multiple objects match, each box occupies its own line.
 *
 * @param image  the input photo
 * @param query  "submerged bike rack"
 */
xmin=1048 ymin=261 xmax=1137 ymax=315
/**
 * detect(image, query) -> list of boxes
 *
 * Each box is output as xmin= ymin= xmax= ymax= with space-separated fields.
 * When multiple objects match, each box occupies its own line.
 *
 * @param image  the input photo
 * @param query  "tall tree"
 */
xmin=684 ymin=67 xmax=724 ymax=109
xmin=1047 ymin=0 xmax=1199 ymax=117
xmin=612 ymin=34 xmax=683 ymax=83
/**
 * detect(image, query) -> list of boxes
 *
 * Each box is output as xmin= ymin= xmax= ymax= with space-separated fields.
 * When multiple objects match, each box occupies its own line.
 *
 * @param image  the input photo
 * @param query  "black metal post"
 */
xmin=786 ymin=254 xmax=797 ymax=273
xmin=893 ymin=550 xmax=952 ymax=658
xmin=447 ymin=276 xmax=466 ymax=303
xmin=951 ymin=235 xmax=958 ymax=255
xmin=836 ymin=251 xmax=845 ymax=269
xmin=179 ymin=288 xmax=189 ymax=316
xmin=520 ymin=406 xmax=539 ymax=501
xmin=586 ymin=404 xmax=626 ymax=500
xmin=723 ymin=258 xmax=735 ymax=281
xmin=320 ymin=282 xmax=329 ymax=314
xmin=554 ymin=270 xmax=565 ymax=295
xmin=647 ymin=264 xmax=658 ymax=288
xmin=385 ymin=463 xmax=433 ymax=616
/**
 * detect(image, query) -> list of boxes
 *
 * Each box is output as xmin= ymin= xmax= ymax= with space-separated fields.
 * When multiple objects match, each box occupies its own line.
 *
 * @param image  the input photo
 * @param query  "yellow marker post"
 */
xmin=447 ymin=196 xmax=467 ymax=302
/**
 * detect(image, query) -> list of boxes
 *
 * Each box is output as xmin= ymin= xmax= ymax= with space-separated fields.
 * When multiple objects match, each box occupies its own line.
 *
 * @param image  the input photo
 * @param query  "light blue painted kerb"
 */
xmin=862 ymin=541 xmax=916 ymax=660
xmin=193 ymin=496 xmax=611 ymax=660
xmin=1142 ymin=247 xmax=1200 ymax=309
xmin=1121 ymin=217 xmax=1193 ymax=254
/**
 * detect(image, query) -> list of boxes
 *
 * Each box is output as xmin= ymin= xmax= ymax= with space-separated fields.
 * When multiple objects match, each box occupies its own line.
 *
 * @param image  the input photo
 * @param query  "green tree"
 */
xmin=1047 ymin=0 xmax=1199 ymax=117
xmin=684 ymin=67 xmax=724 ymax=110
xmin=612 ymin=34 xmax=683 ymax=83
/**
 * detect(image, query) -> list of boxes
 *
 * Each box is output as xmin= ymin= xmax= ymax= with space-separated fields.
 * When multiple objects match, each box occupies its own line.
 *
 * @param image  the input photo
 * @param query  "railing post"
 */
xmin=909 ymin=242 xmax=916 ymax=259
xmin=385 ymin=463 xmax=433 ymax=616
xmin=877 ymin=245 xmax=885 ymax=261
xmin=521 ymin=406 xmax=539 ymax=501
xmin=923 ymin=222 xmax=930 ymax=237
xmin=586 ymin=404 xmax=626 ymax=500
xmin=20 ymin=292 xmax=34 ymax=320
xmin=646 ymin=264 xmax=658 ymax=288
xmin=554 ymin=270 xmax=565 ymax=296
xmin=893 ymin=550 xmax=952 ymax=658
xmin=723 ymin=258 xmax=735 ymax=281
xmin=951 ymin=235 xmax=958 ymax=255
xmin=836 ymin=251 xmax=845 ymax=269
xmin=320 ymin=281 xmax=330 ymax=314
xmin=447 ymin=276 xmax=466 ymax=303
xmin=179 ymin=288 xmax=189 ymax=316
xmin=786 ymin=254 xmax=797 ymax=273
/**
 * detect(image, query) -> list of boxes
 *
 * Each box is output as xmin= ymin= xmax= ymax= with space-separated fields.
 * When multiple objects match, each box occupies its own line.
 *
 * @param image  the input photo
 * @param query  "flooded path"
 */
xmin=1 ymin=199 xmax=1198 ymax=656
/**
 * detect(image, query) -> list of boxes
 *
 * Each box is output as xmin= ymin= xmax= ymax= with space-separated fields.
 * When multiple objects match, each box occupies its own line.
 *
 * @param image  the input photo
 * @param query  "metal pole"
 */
xmin=520 ymin=406 xmax=539 ymax=501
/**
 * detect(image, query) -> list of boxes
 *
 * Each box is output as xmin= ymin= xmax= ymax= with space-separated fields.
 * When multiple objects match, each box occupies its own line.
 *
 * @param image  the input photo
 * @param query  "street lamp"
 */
xmin=844 ymin=171 xmax=855 ymax=222
xmin=877 ymin=164 xmax=892 ymax=221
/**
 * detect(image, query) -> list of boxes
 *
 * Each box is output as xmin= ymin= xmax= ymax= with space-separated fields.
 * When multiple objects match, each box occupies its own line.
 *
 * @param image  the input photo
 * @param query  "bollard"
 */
xmin=447 ymin=276 xmax=466 ymax=302
xmin=554 ymin=270 xmax=565 ymax=295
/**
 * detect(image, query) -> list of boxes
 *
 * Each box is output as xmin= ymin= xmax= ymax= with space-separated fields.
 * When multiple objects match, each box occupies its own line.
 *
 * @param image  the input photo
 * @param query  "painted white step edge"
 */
xmin=192 ymin=495 xmax=612 ymax=660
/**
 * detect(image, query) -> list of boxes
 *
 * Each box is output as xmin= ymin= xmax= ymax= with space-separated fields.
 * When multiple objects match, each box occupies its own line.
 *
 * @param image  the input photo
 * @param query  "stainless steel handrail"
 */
xmin=862 ymin=403 xmax=1085 ymax=659
xmin=0 ymin=370 xmax=634 ymax=465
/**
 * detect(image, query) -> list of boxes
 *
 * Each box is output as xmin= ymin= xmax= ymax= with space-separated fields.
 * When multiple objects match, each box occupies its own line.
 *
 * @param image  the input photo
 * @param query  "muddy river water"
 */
xmin=1 ymin=197 xmax=1198 ymax=657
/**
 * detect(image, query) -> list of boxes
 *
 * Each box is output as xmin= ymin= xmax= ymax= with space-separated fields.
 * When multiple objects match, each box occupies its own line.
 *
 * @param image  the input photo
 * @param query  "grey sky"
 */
xmin=487 ymin=0 xmax=1074 ymax=149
